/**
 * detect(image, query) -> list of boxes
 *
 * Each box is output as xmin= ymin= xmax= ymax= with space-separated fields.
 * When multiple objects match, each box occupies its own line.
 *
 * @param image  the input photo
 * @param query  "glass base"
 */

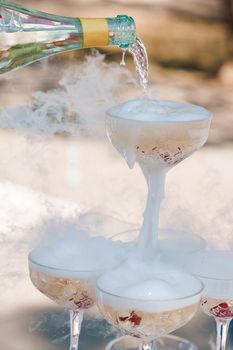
xmin=106 ymin=335 xmax=198 ymax=350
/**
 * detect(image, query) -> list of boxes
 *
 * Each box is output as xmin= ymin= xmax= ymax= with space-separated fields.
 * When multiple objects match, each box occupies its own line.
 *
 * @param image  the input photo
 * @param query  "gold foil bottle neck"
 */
xmin=80 ymin=18 xmax=109 ymax=48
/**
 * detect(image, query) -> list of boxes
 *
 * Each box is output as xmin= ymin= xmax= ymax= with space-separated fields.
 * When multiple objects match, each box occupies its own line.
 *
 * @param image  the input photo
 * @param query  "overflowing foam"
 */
xmin=106 ymin=97 xmax=211 ymax=172
xmin=137 ymin=167 xmax=166 ymax=254
xmin=103 ymin=96 xmax=210 ymax=315
xmin=107 ymin=98 xmax=211 ymax=122
xmin=29 ymin=226 xmax=130 ymax=279
xmin=97 ymin=255 xmax=202 ymax=312
xmin=106 ymin=97 xmax=211 ymax=255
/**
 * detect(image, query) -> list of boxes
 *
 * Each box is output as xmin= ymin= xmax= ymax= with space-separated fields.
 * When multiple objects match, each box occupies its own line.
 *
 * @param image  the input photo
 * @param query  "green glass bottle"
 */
xmin=0 ymin=1 xmax=136 ymax=74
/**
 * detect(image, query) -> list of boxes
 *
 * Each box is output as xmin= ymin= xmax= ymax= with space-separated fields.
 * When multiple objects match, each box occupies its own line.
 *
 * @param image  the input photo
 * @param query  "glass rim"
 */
xmin=28 ymin=251 xmax=106 ymax=274
xmin=28 ymin=227 xmax=206 ymax=274
xmin=96 ymin=276 xmax=204 ymax=303
xmin=106 ymin=106 xmax=212 ymax=125
xmin=112 ymin=227 xmax=206 ymax=240
xmin=194 ymin=272 xmax=233 ymax=282
xmin=27 ymin=224 xmax=137 ymax=274
xmin=112 ymin=228 xmax=206 ymax=252
xmin=192 ymin=250 xmax=233 ymax=281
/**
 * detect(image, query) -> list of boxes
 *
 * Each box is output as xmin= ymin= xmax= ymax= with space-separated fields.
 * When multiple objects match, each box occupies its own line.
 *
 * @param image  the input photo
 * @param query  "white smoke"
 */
xmin=0 ymin=49 xmax=232 ymax=350
xmin=0 ymin=50 xmax=137 ymax=137
xmin=0 ymin=182 xmax=82 ymax=290
xmin=0 ymin=50 xmax=137 ymax=289
xmin=30 ymin=214 xmax=132 ymax=276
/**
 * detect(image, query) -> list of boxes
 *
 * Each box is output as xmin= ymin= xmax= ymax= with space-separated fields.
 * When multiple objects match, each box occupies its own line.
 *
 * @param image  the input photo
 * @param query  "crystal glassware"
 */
xmin=108 ymin=229 xmax=206 ymax=350
xmin=112 ymin=227 xmax=206 ymax=268
xmin=190 ymin=250 xmax=233 ymax=350
xmin=96 ymin=277 xmax=203 ymax=350
xmin=28 ymin=213 xmax=135 ymax=350
xmin=106 ymin=101 xmax=211 ymax=170
xmin=106 ymin=100 xmax=211 ymax=254
xmin=28 ymin=252 xmax=103 ymax=350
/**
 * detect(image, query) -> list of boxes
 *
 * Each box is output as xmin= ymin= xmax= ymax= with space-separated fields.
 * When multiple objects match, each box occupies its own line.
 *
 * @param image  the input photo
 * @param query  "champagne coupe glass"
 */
xmin=96 ymin=277 xmax=203 ymax=350
xmin=106 ymin=101 xmax=211 ymax=253
xmin=190 ymin=250 xmax=233 ymax=350
xmin=28 ymin=253 xmax=102 ymax=350
xmin=28 ymin=214 xmax=134 ymax=350
xmin=108 ymin=228 xmax=206 ymax=350
xmin=106 ymin=101 xmax=212 ymax=170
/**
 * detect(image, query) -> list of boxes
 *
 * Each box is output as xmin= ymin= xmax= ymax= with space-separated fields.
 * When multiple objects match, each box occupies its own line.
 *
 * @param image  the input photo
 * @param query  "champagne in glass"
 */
xmin=107 ymin=98 xmax=211 ymax=255
xmin=96 ymin=256 xmax=203 ymax=350
xmin=28 ymin=230 xmax=129 ymax=350
xmin=190 ymin=250 xmax=233 ymax=350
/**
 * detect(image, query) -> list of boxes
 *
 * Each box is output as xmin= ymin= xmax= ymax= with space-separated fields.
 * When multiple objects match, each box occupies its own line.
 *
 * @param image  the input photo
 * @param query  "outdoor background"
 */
xmin=0 ymin=0 xmax=233 ymax=349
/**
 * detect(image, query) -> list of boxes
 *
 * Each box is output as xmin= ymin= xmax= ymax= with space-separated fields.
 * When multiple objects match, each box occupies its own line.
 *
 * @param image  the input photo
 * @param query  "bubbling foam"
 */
xmin=106 ymin=97 xmax=211 ymax=255
xmin=107 ymin=98 xmax=211 ymax=122
xmin=97 ymin=255 xmax=202 ymax=312
xmin=106 ymin=97 xmax=211 ymax=170
xmin=29 ymin=230 xmax=129 ymax=279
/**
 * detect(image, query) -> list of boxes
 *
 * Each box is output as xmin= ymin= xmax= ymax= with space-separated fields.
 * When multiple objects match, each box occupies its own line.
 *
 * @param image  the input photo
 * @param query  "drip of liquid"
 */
xmin=120 ymin=49 xmax=127 ymax=66
xmin=129 ymin=38 xmax=149 ymax=92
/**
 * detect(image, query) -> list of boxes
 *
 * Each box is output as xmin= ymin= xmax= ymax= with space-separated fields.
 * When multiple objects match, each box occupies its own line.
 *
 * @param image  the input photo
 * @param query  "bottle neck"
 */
xmin=0 ymin=1 xmax=136 ymax=49
xmin=108 ymin=16 xmax=136 ymax=49
xmin=80 ymin=18 xmax=109 ymax=48
xmin=0 ymin=2 xmax=136 ymax=74
xmin=79 ymin=16 xmax=136 ymax=49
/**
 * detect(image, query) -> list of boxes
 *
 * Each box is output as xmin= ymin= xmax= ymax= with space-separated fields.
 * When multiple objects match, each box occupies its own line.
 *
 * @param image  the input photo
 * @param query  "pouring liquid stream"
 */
xmin=124 ymin=38 xmax=165 ymax=257
xmin=109 ymin=42 xmax=211 ymax=258
xmin=122 ymin=38 xmax=149 ymax=94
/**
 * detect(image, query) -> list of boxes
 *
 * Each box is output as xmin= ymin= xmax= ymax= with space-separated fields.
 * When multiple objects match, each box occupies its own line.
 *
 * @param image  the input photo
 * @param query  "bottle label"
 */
xmin=80 ymin=18 xmax=109 ymax=48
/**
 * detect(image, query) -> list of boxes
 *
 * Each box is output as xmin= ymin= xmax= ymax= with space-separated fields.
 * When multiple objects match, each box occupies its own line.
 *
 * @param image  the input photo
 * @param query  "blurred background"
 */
xmin=0 ymin=0 xmax=233 ymax=349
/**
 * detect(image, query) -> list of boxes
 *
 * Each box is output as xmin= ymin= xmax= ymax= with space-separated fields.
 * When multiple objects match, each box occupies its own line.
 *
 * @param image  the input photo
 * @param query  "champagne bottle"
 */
xmin=0 ymin=1 xmax=136 ymax=74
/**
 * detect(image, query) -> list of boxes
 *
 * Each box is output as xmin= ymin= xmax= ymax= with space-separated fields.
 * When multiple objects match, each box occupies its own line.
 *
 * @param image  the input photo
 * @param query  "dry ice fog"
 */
xmin=1 ymin=51 xmax=233 ymax=345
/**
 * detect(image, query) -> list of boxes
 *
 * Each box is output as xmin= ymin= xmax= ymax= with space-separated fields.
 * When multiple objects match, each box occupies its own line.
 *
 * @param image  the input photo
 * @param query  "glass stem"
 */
xmin=140 ymin=340 xmax=157 ymax=350
xmin=69 ymin=309 xmax=84 ymax=350
xmin=215 ymin=318 xmax=230 ymax=350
